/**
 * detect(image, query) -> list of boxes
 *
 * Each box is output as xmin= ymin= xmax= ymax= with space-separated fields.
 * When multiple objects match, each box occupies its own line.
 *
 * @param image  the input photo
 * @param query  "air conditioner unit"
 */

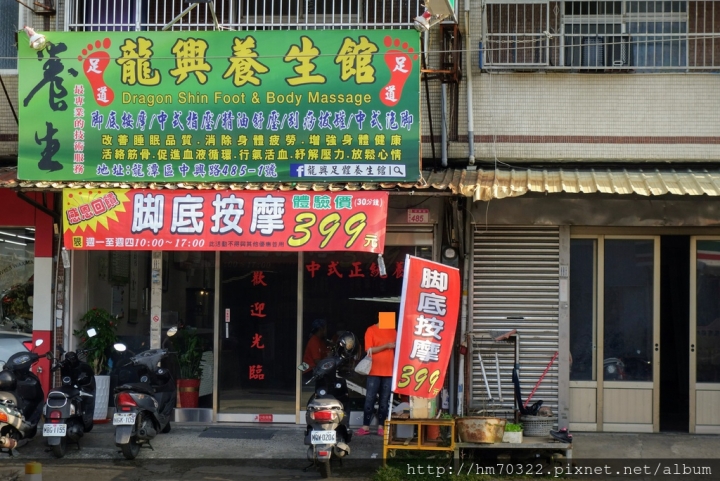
xmin=581 ymin=34 xmax=631 ymax=67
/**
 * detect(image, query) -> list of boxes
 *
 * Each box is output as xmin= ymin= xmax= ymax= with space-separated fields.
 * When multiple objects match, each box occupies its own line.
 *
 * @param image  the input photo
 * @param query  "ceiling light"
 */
xmin=0 ymin=239 xmax=26 ymax=246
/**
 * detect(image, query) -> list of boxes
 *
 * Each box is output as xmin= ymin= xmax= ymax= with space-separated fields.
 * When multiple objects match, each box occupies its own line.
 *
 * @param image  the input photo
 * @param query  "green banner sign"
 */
xmin=18 ymin=30 xmax=420 ymax=183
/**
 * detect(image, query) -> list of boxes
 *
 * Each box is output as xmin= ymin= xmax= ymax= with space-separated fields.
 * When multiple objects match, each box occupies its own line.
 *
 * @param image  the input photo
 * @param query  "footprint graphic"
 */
xmin=78 ymin=38 xmax=114 ymax=106
xmin=380 ymin=36 xmax=418 ymax=107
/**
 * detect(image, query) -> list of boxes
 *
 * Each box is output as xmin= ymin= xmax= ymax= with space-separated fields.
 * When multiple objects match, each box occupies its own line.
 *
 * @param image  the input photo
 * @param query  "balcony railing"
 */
xmin=66 ymin=0 xmax=424 ymax=31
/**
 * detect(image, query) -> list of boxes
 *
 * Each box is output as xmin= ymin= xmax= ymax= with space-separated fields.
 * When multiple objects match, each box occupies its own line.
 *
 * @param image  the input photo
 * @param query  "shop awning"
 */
xmin=3 ymin=166 xmax=720 ymax=201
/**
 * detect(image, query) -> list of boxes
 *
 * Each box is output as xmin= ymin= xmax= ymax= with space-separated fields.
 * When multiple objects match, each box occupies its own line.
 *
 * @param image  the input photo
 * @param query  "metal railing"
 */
xmin=482 ymin=1 xmax=720 ymax=71
xmin=66 ymin=0 xmax=424 ymax=31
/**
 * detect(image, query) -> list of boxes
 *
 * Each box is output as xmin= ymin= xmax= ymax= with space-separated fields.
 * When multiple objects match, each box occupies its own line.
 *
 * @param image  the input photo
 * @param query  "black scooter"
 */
xmin=298 ymin=332 xmax=357 ymax=479
xmin=43 ymin=345 xmax=96 ymax=458
xmin=112 ymin=330 xmax=177 ymax=460
xmin=0 ymin=339 xmax=46 ymax=455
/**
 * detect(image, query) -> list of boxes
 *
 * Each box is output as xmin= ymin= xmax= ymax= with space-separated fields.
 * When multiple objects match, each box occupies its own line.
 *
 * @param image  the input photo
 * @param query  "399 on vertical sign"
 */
xmin=396 ymin=365 xmax=442 ymax=393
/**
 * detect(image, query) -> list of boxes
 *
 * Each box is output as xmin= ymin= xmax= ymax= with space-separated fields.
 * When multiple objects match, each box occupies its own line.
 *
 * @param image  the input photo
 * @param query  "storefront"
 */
xmin=466 ymin=191 xmax=720 ymax=434
xmin=65 ymin=189 xmax=446 ymax=423
xmin=0 ymin=188 xmax=54 ymax=395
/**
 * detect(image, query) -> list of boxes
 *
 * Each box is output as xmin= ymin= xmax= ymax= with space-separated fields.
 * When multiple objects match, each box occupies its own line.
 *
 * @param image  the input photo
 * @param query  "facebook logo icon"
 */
xmin=290 ymin=164 xmax=305 ymax=177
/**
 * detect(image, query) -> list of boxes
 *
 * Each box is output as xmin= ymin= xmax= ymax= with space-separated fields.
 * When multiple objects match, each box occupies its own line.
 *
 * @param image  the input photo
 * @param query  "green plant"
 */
xmin=171 ymin=327 xmax=204 ymax=379
xmin=73 ymin=307 xmax=118 ymax=375
xmin=505 ymin=422 xmax=523 ymax=432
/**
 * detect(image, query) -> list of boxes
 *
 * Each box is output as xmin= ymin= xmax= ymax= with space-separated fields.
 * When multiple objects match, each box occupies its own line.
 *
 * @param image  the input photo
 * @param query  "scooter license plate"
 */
xmin=113 ymin=413 xmax=137 ymax=425
xmin=43 ymin=423 xmax=66 ymax=436
xmin=311 ymin=430 xmax=336 ymax=445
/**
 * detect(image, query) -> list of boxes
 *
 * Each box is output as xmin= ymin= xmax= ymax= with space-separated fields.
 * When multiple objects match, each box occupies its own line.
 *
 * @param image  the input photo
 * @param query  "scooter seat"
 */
xmin=49 ymin=387 xmax=81 ymax=399
xmin=115 ymin=383 xmax=155 ymax=395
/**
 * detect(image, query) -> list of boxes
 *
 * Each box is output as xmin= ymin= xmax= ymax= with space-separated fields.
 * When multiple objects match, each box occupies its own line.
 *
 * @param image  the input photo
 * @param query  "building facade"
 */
xmin=3 ymin=0 xmax=720 ymax=432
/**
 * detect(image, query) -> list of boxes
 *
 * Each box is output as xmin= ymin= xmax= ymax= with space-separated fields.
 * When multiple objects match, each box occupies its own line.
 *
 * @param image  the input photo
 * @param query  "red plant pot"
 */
xmin=177 ymin=379 xmax=200 ymax=408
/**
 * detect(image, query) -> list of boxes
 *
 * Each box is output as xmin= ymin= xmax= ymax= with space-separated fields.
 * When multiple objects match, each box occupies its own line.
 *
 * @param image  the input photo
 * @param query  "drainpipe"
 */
xmin=456 ymin=206 xmax=472 ymax=416
xmin=441 ymin=83 xmax=448 ymax=167
xmin=465 ymin=2 xmax=476 ymax=165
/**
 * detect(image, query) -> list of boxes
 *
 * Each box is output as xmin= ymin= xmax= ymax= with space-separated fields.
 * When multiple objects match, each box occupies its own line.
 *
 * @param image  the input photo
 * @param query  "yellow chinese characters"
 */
xmin=335 ymin=36 xmax=378 ymax=84
xmin=116 ymin=37 xmax=161 ymax=86
xmin=223 ymin=36 xmax=270 ymax=87
xmin=170 ymin=38 xmax=212 ymax=85
xmin=284 ymin=36 xmax=326 ymax=86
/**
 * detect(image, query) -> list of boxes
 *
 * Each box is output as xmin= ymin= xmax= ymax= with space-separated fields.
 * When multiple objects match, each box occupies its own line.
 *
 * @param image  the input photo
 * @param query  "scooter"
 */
xmin=43 ymin=344 xmax=96 ymax=458
xmin=0 ymin=338 xmax=45 ymax=455
xmin=298 ymin=331 xmax=358 ymax=479
xmin=111 ymin=328 xmax=177 ymax=460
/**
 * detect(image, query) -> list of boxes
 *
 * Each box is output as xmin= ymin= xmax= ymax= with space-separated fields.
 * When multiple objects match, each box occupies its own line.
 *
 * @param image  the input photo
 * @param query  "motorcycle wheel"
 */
xmin=318 ymin=459 xmax=331 ymax=479
xmin=161 ymin=421 xmax=171 ymax=434
xmin=26 ymin=425 xmax=37 ymax=439
xmin=84 ymin=417 xmax=94 ymax=433
xmin=120 ymin=437 xmax=141 ymax=460
xmin=51 ymin=437 xmax=67 ymax=458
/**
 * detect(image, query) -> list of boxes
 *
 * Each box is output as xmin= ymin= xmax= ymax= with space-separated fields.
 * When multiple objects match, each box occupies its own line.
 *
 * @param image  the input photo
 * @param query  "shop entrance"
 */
xmin=216 ymin=252 xmax=298 ymax=422
xmin=690 ymin=237 xmax=720 ymax=434
xmin=571 ymin=234 xmax=706 ymax=433
xmin=659 ymin=236 xmax=689 ymax=432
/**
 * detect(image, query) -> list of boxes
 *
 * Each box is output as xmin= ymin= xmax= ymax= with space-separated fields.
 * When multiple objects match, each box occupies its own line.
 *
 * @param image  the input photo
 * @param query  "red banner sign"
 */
xmin=63 ymin=189 xmax=388 ymax=252
xmin=392 ymin=255 xmax=460 ymax=398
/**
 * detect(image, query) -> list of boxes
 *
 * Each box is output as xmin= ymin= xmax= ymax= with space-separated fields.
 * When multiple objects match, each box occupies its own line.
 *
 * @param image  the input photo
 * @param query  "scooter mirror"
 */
xmin=87 ymin=328 xmax=97 ymax=338
xmin=297 ymin=362 xmax=309 ymax=371
xmin=167 ymin=326 xmax=178 ymax=337
xmin=113 ymin=343 xmax=127 ymax=352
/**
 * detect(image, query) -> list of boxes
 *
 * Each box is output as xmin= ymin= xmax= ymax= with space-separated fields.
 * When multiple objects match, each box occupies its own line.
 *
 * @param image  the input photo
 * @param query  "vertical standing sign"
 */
xmin=392 ymin=255 xmax=460 ymax=398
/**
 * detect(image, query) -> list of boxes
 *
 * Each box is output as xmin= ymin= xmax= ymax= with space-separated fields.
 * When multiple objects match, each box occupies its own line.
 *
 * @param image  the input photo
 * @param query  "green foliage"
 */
xmin=170 ymin=327 xmax=204 ymax=379
xmin=73 ymin=308 xmax=118 ymax=375
xmin=505 ymin=423 xmax=524 ymax=432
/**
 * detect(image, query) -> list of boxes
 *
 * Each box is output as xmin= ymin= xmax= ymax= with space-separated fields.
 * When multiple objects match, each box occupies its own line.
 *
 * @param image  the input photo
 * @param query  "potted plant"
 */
xmin=502 ymin=422 xmax=523 ymax=444
xmin=170 ymin=327 xmax=204 ymax=408
xmin=73 ymin=307 xmax=118 ymax=421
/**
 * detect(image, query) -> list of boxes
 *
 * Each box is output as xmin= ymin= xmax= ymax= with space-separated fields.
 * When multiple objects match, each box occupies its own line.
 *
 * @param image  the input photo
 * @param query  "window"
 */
xmin=482 ymin=1 xmax=720 ymax=72
xmin=0 ymin=229 xmax=36 ymax=333
xmin=0 ymin=1 xmax=19 ymax=71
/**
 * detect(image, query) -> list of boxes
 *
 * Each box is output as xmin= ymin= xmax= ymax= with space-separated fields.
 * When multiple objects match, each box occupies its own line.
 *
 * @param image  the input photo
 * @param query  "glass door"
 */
xmin=601 ymin=237 xmax=659 ymax=432
xmin=216 ymin=251 xmax=298 ymax=422
xmin=690 ymin=238 xmax=720 ymax=434
xmin=569 ymin=236 xmax=660 ymax=432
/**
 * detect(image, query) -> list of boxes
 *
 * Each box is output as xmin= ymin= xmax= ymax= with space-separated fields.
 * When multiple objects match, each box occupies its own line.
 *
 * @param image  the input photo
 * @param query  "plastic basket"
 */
xmin=520 ymin=416 xmax=557 ymax=437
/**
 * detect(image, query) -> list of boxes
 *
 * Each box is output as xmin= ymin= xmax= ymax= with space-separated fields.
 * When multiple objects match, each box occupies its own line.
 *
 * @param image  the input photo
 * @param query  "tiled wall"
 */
xmin=436 ymin=72 xmax=720 ymax=163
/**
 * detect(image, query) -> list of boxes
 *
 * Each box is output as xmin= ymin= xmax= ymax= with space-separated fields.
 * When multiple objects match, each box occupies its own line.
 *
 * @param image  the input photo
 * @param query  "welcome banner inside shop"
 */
xmin=63 ymin=189 xmax=388 ymax=252
xmin=18 ymin=30 xmax=420 ymax=183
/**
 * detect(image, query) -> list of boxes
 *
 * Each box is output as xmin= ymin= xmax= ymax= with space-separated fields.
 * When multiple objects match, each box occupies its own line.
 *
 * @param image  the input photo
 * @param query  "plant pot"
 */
xmin=424 ymin=424 xmax=441 ymax=441
xmin=177 ymin=378 xmax=200 ymax=408
xmin=456 ymin=417 xmax=506 ymax=444
xmin=93 ymin=375 xmax=110 ymax=421
xmin=502 ymin=431 xmax=523 ymax=444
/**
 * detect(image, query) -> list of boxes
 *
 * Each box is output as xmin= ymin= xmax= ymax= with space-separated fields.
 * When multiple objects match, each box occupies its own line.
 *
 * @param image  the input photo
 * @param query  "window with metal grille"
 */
xmin=481 ymin=1 xmax=720 ymax=71
xmin=66 ymin=0 xmax=422 ymax=31
xmin=0 ymin=1 xmax=19 ymax=71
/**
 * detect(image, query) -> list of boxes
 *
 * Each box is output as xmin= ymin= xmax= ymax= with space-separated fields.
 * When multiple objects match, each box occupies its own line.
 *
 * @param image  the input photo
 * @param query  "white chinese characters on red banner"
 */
xmin=392 ymin=255 xmax=460 ymax=399
xmin=62 ymin=189 xmax=388 ymax=252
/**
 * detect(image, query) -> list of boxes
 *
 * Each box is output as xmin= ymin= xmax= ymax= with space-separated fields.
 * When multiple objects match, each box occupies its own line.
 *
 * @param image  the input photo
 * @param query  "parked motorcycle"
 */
xmin=0 ymin=338 xmax=45 ymax=455
xmin=112 ymin=328 xmax=177 ymax=460
xmin=43 ymin=343 xmax=96 ymax=458
xmin=297 ymin=331 xmax=358 ymax=479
